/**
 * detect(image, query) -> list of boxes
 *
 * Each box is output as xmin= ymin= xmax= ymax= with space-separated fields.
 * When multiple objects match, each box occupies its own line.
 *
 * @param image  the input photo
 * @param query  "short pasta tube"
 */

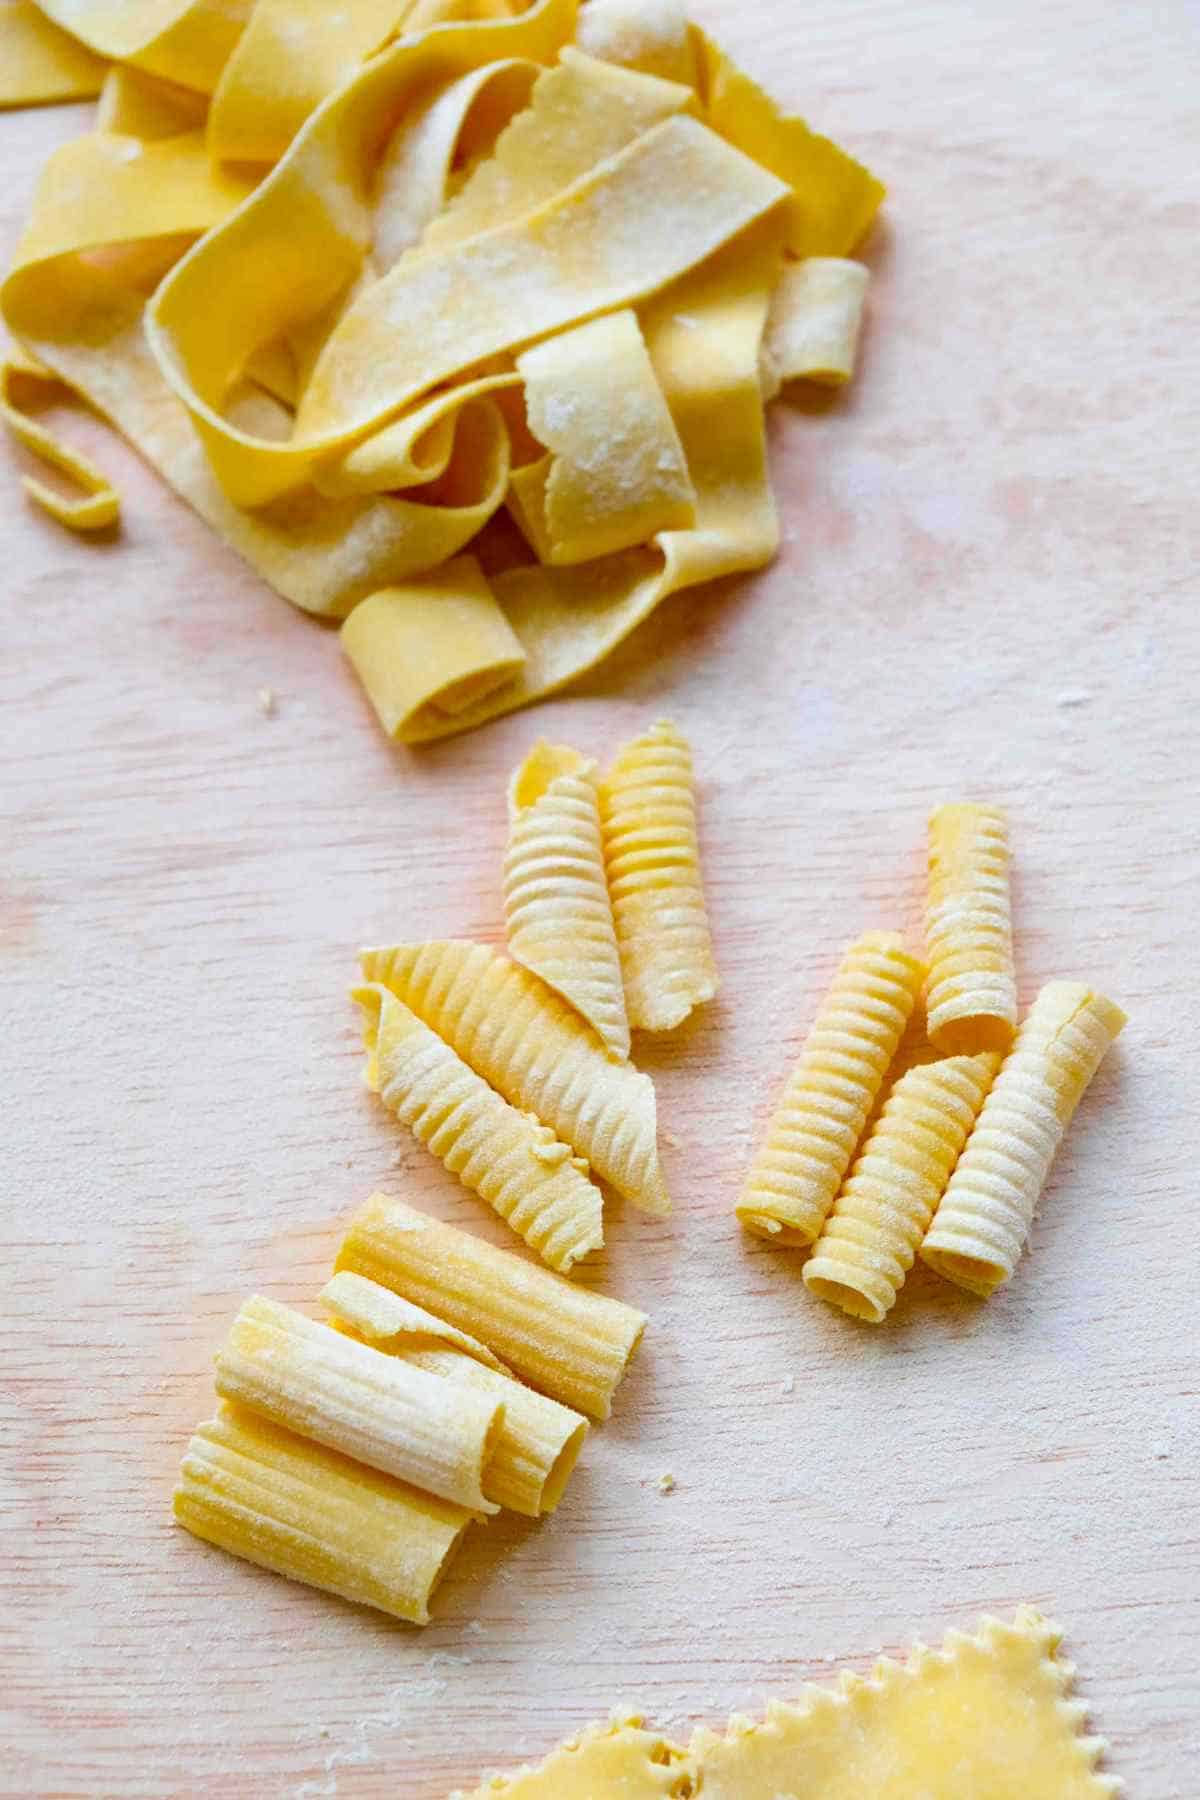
xmin=737 ymin=931 xmax=925 ymax=1245
xmin=760 ymin=257 xmax=869 ymax=395
xmin=321 ymin=1271 xmax=589 ymax=1518
xmin=920 ymin=981 xmax=1125 ymax=1297
xmin=504 ymin=740 xmax=630 ymax=1061
xmin=925 ymin=803 xmax=1018 ymax=1055
xmin=597 ymin=719 xmax=718 ymax=1033
xmin=335 ymin=1193 xmax=647 ymax=1421
xmin=359 ymin=939 xmax=669 ymax=1215
xmin=803 ymin=1050 xmax=1000 ymax=1322
xmin=213 ymin=1295 xmax=503 ymax=1513
xmin=355 ymin=983 xmax=604 ymax=1275
xmin=174 ymin=1401 xmax=469 ymax=1626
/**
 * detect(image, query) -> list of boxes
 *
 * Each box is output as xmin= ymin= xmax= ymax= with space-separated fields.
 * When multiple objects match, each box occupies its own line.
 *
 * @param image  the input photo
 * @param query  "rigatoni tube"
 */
xmin=321 ymin=1271 xmax=589 ymax=1517
xmin=174 ymin=1401 xmax=469 ymax=1625
xmin=213 ymin=1295 xmax=503 ymax=1512
xmin=335 ymin=1193 xmax=646 ymax=1421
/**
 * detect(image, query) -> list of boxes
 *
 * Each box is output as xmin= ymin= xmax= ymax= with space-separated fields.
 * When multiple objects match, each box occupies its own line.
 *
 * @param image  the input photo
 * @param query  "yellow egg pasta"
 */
xmin=341 ymin=556 xmax=528 ymax=742
xmin=359 ymin=940 xmax=670 ymax=1215
xmin=503 ymin=741 xmax=630 ymax=1061
xmin=34 ymin=0 xmax=247 ymax=95
xmin=355 ymin=983 xmax=605 ymax=1275
xmin=803 ymin=1050 xmax=999 ymax=1323
xmin=0 ymin=354 xmax=120 ymax=532
xmin=509 ymin=308 xmax=695 ymax=566
xmin=213 ymin=1294 xmax=504 ymax=1513
xmin=924 ymin=802 xmax=1018 ymax=1055
xmin=336 ymin=1193 xmax=646 ymax=1421
xmin=920 ymin=981 xmax=1126 ymax=1297
xmin=597 ymin=719 xmax=718 ymax=1033
xmin=737 ymin=932 xmax=925 ymax=1245
xmin=321 ymin=1271 xmax=589 ymax=1518
xmin=760 ymin=256 xmax=869 ymax=395
xmin=575 ymin=0 xmax=695 ymax=86
xmin=0 ymin=2 xmax=107 ymax=109
xmin=175 ymin=1400 xmax=470 ymax=1627
xmin=453 ymin=1609 xmax=1118 ymax=1797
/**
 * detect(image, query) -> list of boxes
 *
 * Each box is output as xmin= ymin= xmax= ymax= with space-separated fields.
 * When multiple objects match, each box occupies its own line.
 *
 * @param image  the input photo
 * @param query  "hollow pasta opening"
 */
xmin=921 ymin=1246 xmax=1005 ymax=1298
xmin=540 ymin=1419 xmax=589 ymax=1514
xmin=929 ymin=1013 xmax=1014 ymax=1058
xmin=803 ymin=1273 xmax=886 ymax=1325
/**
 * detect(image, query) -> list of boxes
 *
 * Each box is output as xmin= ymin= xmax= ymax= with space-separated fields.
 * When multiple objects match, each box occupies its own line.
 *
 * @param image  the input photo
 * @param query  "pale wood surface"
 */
xmin=2 ymin=2 xmax=1198 ymax=1794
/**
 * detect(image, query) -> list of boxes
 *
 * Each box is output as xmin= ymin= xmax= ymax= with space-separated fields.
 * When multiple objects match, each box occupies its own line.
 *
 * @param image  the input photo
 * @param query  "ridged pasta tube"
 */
xmin=921 ymin=981 xmax=1126 ymax=1296
xmin=504 ymin=741 xmax=630 ymax=1061
xmin=321 ymin=1272 xmax=589 ymax=1517
xmin=737 ymin=932 xmax=925 ymax=1245
xmin=359 ymin=939 xmax=669 ymax=1215
xmin=174 ymin=1401 xmax=469 ymax=1626
xmin=336 ymin=1193 xmax=647 ymax=1421
xmin=804 ymin=1051 xmax=1000 ymax=1322
xmin=213 ymin=1295 xmax=504 ymax=1513
xmin=925 ymin=803 xmax=1018 ymax=1055
xmin=598 ymin=719 xmax=718 ymax=1033
xmin=355 ymin=983 xmax=604 ymax=1275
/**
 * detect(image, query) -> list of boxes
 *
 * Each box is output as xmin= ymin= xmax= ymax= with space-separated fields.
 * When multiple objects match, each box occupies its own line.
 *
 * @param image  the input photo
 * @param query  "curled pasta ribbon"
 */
xmin=0 ymin=3 xmax=107 ymax=108
xmin=213 ymin=1295 xmax=504 ymax=1513
xmin=925 ymin=803 xmax=1018 ymax=1055
xmin=761 ymin=256 xmax=869 ymax=396
xmin=504 ymin=741 xmax=630 ymax=1060
xmin=510 ymin=308 xmax=696 ymax=566
xmin=738 ymin=932 xmax=925 ymax=1245
xmin=804 ymin=1051 xmax=1000 ymax=1323
xmin=32 ymin=0 xmax=249 ymax=95
xmin=599 ymin=719 xmax=718 ymax=1034
xmin=575 ymin=0 xmax=695 ymax=85
xmin=337 ymin=1193 xmax=647 ymax=1422
xmin=174 ymin=1401 xmax=470 ymax=1626
xmin=360 ymin=939 xmax=670 ymax=1215
xmin=341 ymin=554 xmax=526 ymax=740
xmin=0 ymin=357 xmax=119 ymax=532
xmin=920 ymin=981 xmax=1125 ymax=1298
xmin=355 ymin=982 xmax=605 ymax=1275
xmin=322 ymin=1272 xmax=590 ymax=1518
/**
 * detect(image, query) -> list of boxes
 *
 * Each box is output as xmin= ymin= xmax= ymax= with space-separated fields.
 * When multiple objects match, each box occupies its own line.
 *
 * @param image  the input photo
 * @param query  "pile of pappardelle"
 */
xmin=737 ymin=803 xmax=1126 ymax=1321
xmin=176 ymin=718 xmax=717 ymax=1622
xmin=1 ymin=0 xmax=879 ymax=741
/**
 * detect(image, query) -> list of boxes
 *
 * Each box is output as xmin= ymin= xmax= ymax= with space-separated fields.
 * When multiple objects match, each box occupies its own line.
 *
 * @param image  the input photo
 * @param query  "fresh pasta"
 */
xmin=803 ymin=1050 xmax=1000 ymax=1322
xmin=598 ymin=719 xmax=718 ymax=1033
xmin=924 ymin=803 xmax=1018 ymax=1055
xmin=737 ymin=932 xmax=925 ymax=1244
xmin=3 ymin=0 xmax=886 ymax=740
xmin=504 ymin=742 xmax=630 ymax=1060
xmin=355 ymin=983 xmax=604 ymax=1274
xmin=359 ymin=940 xmax=669 ymax=1215
xmin=321 ymin=1271 xmax=589 ymax=1518
xmin=760 ymin=256 xmax=869 ymax=394
xmin=213 ymin=1295 xmax=503 ymax=1513
xmin=920 ymin=981 xmax=1125 ymax=1297
xmin=175 ymin=1400 xmax=470 ymax=1627
xmin=336 ymin=1193 xmax=646 ymax=1421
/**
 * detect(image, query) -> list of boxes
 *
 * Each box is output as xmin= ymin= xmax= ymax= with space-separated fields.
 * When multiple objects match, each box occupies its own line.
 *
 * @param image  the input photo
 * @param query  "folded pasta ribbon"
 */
xmin=0 ymin=354 xmax=119 ymax=532
xmin=0 ymin=3 xmax=107 ymax=108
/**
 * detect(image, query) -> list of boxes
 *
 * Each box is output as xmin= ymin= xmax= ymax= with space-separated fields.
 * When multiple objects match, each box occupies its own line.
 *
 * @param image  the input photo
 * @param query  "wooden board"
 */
xmin=2 ymin=2 xmax=1197 ymax=1793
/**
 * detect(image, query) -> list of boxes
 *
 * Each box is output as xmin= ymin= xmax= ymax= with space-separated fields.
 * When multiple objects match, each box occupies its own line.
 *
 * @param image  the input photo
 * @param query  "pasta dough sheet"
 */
xmin=451 ymin=1610 xmax=1119 ymax=1797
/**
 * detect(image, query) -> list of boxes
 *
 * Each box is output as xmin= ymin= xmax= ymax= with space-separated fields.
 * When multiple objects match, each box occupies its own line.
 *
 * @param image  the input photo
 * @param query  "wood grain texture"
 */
xmin=2 ymin=1 xmax=1197 ymax=1794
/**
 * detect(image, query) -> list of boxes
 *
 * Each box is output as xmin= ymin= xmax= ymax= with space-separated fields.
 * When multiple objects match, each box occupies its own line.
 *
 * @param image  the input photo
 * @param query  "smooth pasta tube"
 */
xmin=597 ymin=719 xmax=718 ymax=1033
xmin=335 ymin=1193 xmax=646 ymax=1421
xmin=174 ymin=1401 xmax=469 ymax=1626
xmin=925 ymin=803 xmax=1018 ymax=1055
xmin=737 ymin=932 xmax=925 ymax=1245
xmin=213 ymin=1295 xmax=503 ymax=1513
xmin=321 ymin=1272 xmax=589 ymax=1517
xmin=355 ymin=983 xmax=604 ymax=1275
xmin=804 ymin=1051 xmax=1000 ymax=1322
xmin=504 ymin=741 xmax=630 ymax=1061
xmin=359 ymin=939 xmax=669 ymax=1215
xmin=920 ymin=981 xmax=1125 ymax=1296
